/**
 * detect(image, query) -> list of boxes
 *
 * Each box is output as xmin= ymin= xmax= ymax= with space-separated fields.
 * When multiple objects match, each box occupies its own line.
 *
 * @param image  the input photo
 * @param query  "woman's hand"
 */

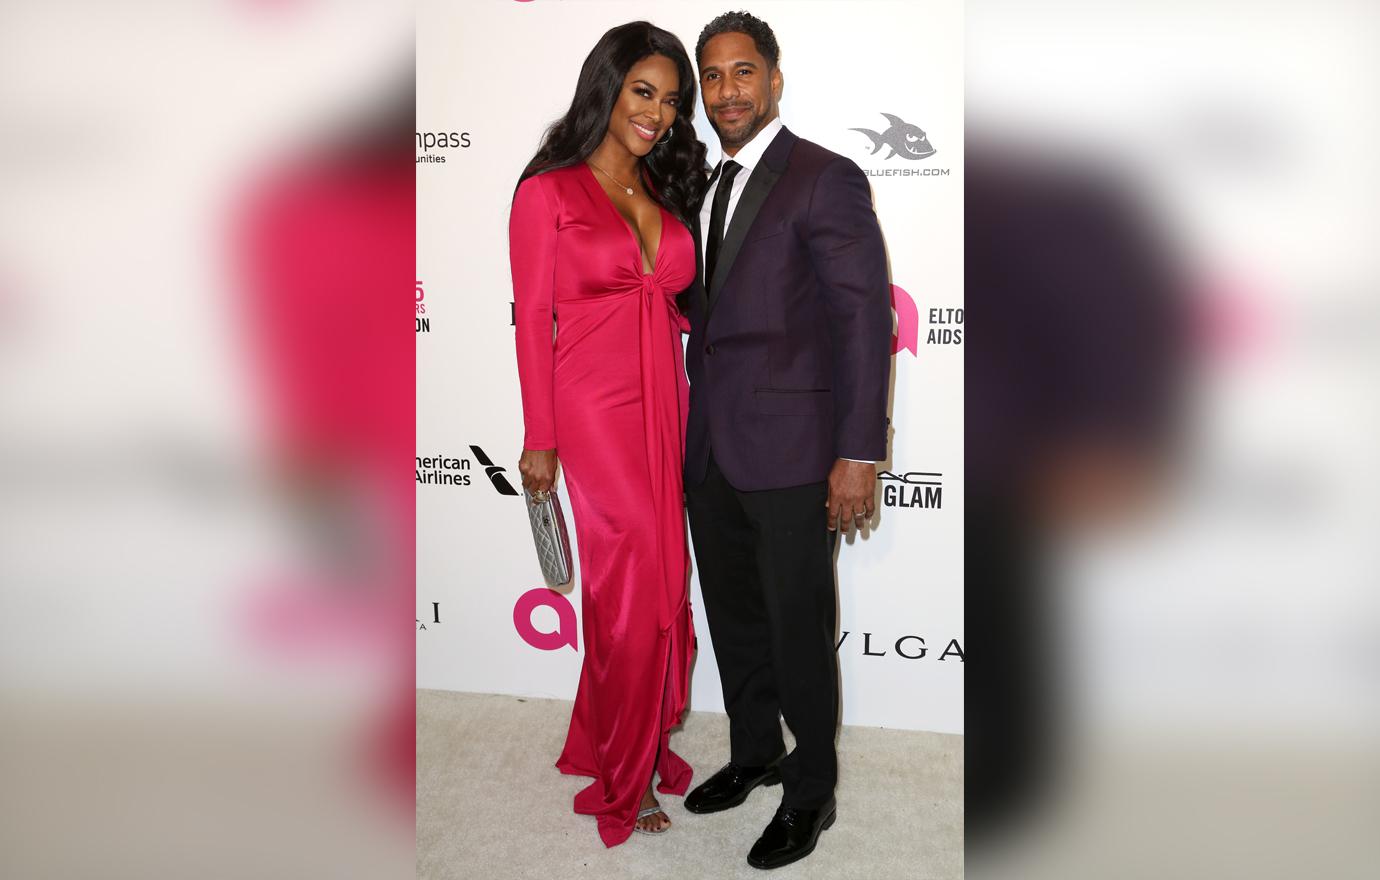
xmin=519 ymin=448 xmax=558 ymax=495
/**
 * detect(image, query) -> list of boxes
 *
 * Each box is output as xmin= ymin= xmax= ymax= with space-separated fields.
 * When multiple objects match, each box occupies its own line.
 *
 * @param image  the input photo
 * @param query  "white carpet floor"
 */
xmin=417 ymin=689 xmax=962 ymax=880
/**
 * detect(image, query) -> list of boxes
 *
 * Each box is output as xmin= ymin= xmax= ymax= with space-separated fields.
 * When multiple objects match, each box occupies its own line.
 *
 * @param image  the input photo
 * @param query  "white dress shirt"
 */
xmin=699 ymin=117 xmax=874 ymax=467
xmin=699 ymin=116 xmax=783 ymax=268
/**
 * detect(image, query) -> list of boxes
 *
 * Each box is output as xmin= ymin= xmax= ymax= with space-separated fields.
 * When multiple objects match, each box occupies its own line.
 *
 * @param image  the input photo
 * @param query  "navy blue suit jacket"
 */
xmin=685 ymin=126 xmax=892 ymax=491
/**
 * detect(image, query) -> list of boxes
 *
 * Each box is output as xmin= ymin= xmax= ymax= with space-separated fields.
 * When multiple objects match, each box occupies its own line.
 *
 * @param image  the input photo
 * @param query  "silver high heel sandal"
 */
xmin=634 ymin=804 xmax=671 ymax=835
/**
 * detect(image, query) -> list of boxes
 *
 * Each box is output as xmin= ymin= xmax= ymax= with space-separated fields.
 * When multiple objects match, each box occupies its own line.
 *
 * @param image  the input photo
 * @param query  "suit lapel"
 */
xmin=692 ymin=162 xmax=722 ymax=317
xmin=692 ymin=204 xmax=707 ymax=316
xmin=707 ymin=126 xmax=795 ymax=317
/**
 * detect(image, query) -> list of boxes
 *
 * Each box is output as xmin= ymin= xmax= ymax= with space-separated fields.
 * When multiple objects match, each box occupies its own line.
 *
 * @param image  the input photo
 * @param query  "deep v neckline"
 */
xmin=583 ymin=163 xmax=666 ymax=276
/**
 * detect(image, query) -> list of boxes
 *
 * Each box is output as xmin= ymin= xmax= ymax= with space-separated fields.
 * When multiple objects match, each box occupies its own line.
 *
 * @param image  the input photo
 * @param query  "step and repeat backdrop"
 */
xmin=417 ymin=0 xmax=963 ymax=734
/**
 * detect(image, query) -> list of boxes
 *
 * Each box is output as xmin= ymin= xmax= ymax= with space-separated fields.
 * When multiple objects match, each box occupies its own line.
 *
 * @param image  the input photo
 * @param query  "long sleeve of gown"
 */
xmin=510 ymin=175 xmax=559 ymax=449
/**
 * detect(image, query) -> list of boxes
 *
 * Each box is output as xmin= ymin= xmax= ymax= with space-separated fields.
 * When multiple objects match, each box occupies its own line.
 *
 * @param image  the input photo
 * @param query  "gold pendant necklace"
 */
xmin=589 ymin=160 xmax=635 ymax=196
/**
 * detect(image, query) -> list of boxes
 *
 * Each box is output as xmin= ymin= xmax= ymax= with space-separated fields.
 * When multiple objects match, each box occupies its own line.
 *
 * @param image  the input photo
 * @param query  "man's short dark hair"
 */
xmin=696 ymin=10 xmax=780 ymax=70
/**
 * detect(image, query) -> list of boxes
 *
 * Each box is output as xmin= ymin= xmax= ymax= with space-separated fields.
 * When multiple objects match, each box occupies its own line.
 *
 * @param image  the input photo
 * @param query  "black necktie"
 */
xmin=704 ymin=160 xmax=742 ymax=293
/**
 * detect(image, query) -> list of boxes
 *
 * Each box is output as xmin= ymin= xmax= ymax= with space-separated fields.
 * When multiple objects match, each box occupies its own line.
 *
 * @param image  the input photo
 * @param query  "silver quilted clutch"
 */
xmin=525 ymin=488 xmax=573 ymax=586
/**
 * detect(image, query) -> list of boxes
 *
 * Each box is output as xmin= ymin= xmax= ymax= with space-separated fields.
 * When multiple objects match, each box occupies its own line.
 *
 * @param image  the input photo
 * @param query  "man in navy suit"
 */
xmin=681 ymin=11 xmax=892 ymax=870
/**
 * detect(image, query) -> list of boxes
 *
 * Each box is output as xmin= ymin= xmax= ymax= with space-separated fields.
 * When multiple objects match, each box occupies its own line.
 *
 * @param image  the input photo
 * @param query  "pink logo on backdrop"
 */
xmin=514 ymin=588 xmax=578 ymax=651
xmin=1197 ymin=274 xmax=1274 ymax=362
xmin=891 ymin=284 xmax=919 ymax=356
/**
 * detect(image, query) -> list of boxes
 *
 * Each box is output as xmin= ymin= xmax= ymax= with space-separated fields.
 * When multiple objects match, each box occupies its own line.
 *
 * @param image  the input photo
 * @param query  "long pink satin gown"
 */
xmin=509 ymin=164 xmax=696 ymax=848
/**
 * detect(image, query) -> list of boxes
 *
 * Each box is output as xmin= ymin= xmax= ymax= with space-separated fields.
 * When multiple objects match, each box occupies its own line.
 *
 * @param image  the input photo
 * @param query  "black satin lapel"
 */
xmin=705 ymin=162 xmax=724 ymax=191
xmin=707 ymin=163 xmax=783 ymax=315
xmin=692 ymin=211 xmax=708 ymax=314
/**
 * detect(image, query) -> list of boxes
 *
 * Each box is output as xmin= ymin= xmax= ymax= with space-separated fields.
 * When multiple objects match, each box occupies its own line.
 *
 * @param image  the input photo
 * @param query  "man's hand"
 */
xmin=518 ymin=448 xmax=558 ymax=495
xmin=826 ymin=459 xmax=877 ymax=532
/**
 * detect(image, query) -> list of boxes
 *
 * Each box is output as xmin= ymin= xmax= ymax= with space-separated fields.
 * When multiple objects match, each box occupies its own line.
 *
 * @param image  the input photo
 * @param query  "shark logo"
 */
xmin=469 ymin=445 xmax=520 ymax=496
xmin=851 ymin=113 xmax=936 ymax=161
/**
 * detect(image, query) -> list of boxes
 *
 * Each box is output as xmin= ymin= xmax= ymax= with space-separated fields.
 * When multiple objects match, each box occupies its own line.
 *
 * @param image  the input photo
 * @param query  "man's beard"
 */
xmin=711 ymin=102 xmax=769 ymax=149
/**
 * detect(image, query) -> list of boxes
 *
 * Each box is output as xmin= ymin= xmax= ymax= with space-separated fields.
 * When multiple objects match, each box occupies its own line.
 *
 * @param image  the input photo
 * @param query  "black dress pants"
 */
xmin=966 ymin=494 xmax=1054 ymax=838
xmin=685 ymin=455 xmax=839 ymax=809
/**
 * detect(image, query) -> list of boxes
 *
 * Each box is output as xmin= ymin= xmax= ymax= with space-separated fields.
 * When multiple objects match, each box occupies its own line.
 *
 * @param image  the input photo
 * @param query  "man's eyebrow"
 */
xmin=700 ymin=60 xmax=759 ymax=74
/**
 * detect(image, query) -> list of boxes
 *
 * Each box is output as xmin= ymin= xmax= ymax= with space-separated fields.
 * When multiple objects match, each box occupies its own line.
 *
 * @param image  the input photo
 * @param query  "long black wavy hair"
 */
xmin=519 ymin=21 xmax=708 ymax=224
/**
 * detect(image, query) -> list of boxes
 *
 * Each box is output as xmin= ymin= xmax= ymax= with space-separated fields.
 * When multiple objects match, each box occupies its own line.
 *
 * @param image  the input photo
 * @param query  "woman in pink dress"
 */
xmin=509 ymin=22 xmax=707 ymax=846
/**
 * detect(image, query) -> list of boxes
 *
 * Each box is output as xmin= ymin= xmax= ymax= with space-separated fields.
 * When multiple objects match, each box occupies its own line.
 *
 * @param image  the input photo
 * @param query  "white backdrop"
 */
xmin=417 ymin=0 xmax=963 ymax=734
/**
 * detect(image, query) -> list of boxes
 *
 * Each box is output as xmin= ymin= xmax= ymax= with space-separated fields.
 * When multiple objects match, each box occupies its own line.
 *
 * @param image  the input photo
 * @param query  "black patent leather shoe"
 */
xmin=746 ymin=799 xmax=837 ymax=870
xmin=683 ymin=761 xmax=782 ymax=814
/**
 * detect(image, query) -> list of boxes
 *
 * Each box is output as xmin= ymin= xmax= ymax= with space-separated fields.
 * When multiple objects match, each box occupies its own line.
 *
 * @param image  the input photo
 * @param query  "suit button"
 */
xmin=705 ymin=344 xmax=716 ymax=355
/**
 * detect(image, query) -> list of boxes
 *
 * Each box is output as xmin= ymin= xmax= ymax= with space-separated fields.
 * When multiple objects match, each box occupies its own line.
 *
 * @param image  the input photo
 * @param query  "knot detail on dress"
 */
xmin=639 ymin=274 xmax=661 ymax=301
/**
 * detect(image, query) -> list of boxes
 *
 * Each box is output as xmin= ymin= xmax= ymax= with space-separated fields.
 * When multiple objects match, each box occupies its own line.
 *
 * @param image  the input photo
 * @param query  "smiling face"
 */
xmin=698 ymin=32 xmax=782 ymax=154
xmin=604 ymin=54 xmax=681 ymax=160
